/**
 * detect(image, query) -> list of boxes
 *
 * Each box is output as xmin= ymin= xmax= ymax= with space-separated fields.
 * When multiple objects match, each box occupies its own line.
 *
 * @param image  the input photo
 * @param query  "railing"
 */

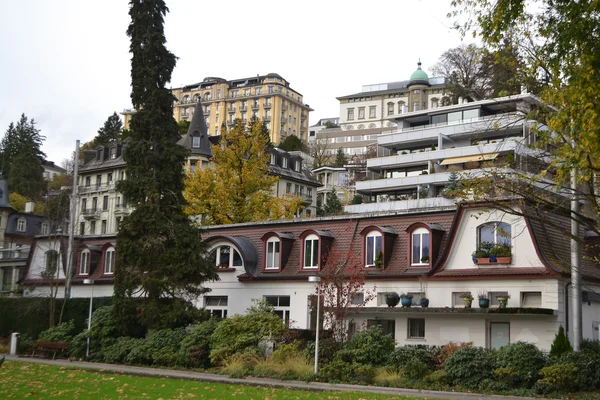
xmin=228 ymin=108 xmax=236 ymax=113
xmin=387 ymin=112 xmax=525 ymax=135
xmin=251 ymin=103 xmax=260 ymax=110
xmin=264 ymin=103 xmax=272 ymax=109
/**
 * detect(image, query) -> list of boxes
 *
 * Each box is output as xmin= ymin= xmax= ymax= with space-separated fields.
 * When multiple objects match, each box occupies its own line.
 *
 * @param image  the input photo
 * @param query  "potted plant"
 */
xmin=374 ymin=250 xmax=383 ymax=268
xmin=420 ymin=295 xmax=429 ymax=308
xmin=400 ymin=293 xmax=413 ymax=307
xmin=478 ymin=290 xmax=489 ymax=308
xmin=496 ymin=294 xmax=510 ymax=308
xmin=431 ymin=144 xmax=437 ymax=151
xmin=420 ymin=255 xmax=430 ymax=264
xmin=471 ymin=241 xmax=493 ymax=264
xmin=460 ymin=293 xmax=474 ymax=308
xmin=385 ymin=292 xmax=400 ymax=307
xmin=490 ymin=243 xmax=512 ymax=264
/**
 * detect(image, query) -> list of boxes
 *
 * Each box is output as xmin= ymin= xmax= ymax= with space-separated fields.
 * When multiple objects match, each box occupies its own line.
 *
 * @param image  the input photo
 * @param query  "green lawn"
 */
xmin=0 ymin=361 xmax=437 ymax=400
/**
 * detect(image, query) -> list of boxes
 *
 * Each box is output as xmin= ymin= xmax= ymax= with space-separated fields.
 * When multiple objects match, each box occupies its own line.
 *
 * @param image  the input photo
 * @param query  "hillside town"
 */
xmin=1 ymin=0 xmax=600 ymax=398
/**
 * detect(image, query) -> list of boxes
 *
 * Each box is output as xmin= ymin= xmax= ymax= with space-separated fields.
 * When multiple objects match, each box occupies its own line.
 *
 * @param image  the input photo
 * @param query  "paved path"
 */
xmin=4 ymin=355 xmax=541 ymax=400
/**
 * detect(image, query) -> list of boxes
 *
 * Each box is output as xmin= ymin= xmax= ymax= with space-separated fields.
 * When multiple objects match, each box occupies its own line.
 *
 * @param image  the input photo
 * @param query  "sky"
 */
xmin=0 ymin=0 xmax=465 ymax=165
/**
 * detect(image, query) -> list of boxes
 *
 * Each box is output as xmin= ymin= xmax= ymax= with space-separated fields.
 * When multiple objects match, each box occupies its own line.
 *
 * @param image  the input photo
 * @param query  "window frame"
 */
xmin=104 ymin=247 xmax=115 ymax=275
xmin=79 ymin=249 xmax=90 ymax=275
xmin=204 ymin=296 xmax=228 ymax=318
xmin=208 ymin=243 xmax=244 ymax=270
xmin=303 ymin=234 xmax=319 ymax=269
xmin=265 ymin=237 xmax=281 ymax=271
xmin=17 ymin=218 xmax=26 ymax=232
xmin=364 ymin=230 xmax=382 ymax=268
xmin=407 ymin=318 xmax=425 ymax=340
xmin=477 ymin=222 xmax=512 ymax=246
xmin=411 ymin=227 xmax=431 ymax=266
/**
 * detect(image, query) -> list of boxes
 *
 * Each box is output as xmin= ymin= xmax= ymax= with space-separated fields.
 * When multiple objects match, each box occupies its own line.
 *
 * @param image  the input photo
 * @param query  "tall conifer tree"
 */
xmin=114 ymin=0 xmax=217 ymax=331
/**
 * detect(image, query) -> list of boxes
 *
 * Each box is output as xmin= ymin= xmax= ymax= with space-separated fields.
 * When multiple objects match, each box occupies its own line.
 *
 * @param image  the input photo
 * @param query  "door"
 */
xmin=490 ymin=322 xmax=510 ymax=349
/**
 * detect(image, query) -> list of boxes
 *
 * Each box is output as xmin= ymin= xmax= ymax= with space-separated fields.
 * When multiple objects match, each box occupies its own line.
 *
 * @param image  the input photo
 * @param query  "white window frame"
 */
xmin=265 ymin=237 xmax=281 ymax=270
xmin=411 ymin=227 xmax=430 ymax=266
xmin=17 ymin=218 xmax=26 ymax=232
xmin=104 ymin=247 xmax=115 ymax=275
xmin=209 ymin=243 xmax=243 ymax=269
xmin=205 ymin=296 xmax=228 ymax=318
xmin=477 ymin=222 xmax=512 ymax=246
xmin=80 ymin=249 xmax=90 ymax=275
xmin=41 ymin=222 xmax=49 ymax=235
xmin=347 ymin=108 xmax=354 ymax=121
xmin=303 ymin=234 xmax=319 ymax=269
xmin=365 ymin=230 xmax=382 ymax=267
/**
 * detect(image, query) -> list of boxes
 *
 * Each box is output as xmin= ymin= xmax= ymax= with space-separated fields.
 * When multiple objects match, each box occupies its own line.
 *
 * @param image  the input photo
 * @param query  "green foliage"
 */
xmin=351 ymin=195 xmax=363 ymax=205
xmin=270 ymin=341 xmax=304 ymax=364
xmin=210 ymin=300 xmax=287 ymax=365
xmin=1 ymin=114 xmax=46 ymax=200
xmin=387 ymin=346 xmax=435 ymax=370
xmin=221 ymin=350 xmax=263 ymax=378
xmin=323 ymin=188 xmax=342 ymax=215
xmin=549 ymin=324 xmax=572 ymax=358
xmin=422 ymin=369 xmax=451 ymax=387
xmin=305 ymin=337 xmax=340 ymax=365
xmin=179 ymin=318 xmax=220 ymax=368
xmin=91 ymin=112 xmax=123 ymax=147
xmin=38 ymin=320 xmax=76 ymax=343
xmin=495 ymin=341 xmax=547 ymax=388
xmin=177 ymin=120 xmax=190 ymax=135
xmin=444 ymin=346 xmax=496 ymax=389
xmin=335 ymin=326 xmax=396 ymax=366
xmin=278 ymin=135 xmax=306 ymax=152
xmin=581 ymin=339 xmax=600 ymax=354
xmin=442 ymin=170 xmax=459 ymax=199
xmin=101 ymin=337 xmax=143 ymax=364
xmin=402 ymin=357 xmax=431 ymax=381
xmin=115 ymin=0 xmax=217 ymax=332
xmin=333 ymin=147 xmax=347 ymax=167
xmin=554 ymin=351 xmax=600 ymax=392
xmin=319 ymin=359 xmax=375 ymax=385
xmin=540 ymin=363 xmax=579 ymax=393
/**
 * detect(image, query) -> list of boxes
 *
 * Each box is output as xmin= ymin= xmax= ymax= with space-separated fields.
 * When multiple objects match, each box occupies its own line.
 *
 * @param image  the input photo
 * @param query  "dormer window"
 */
xmin=411 ymin=228 xmax=430 ymax=266
xmin=300 ymin=230 xmax=334 ymax=270
xmin=17 ymin=218 xmax=26 ymax=232
xmin=79 ymin=249 xmax=90 ymax=275
xmin=294 ymin=160 xmax=301 ymax=172
xmin=282 ymin=157 xmax=288 ymax=168
xmin=262 ymin=232 xmax=294 ymax=272
xmin=406 ymin=223 xmax=446 ymax=268
xmin=265 ymin=237 xmax=280 ymax=270
xmin=104 ymin=247 xmax=115 ymax=274
xmin=41 ymin=222 xmax=49 ymax=235
xmin=270 ymin=154 xmax=276 ymax=165
xmin=361 ymin=226 xmax=398 ymax=268
xmin=192 ymin=135 xmax=201 ymax=148
xmin=365 ymin=231 xmax=382 ymax=267
xmin=109 ymin=147 xmax=117 ymax=159
xmin=209 ymin=243 xmax=243 ymax=269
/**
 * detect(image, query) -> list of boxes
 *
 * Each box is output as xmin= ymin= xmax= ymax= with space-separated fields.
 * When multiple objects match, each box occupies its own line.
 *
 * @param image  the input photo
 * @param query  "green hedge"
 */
xmin=0 ymin=296 xmax=112 ymax=338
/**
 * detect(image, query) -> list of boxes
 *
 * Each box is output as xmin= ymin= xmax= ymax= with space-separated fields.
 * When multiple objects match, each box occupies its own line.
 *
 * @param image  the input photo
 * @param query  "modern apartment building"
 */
xmin=123 ymin=74 xmax=312 ymax=145
xmin=345 ymin=93 xmax=539 ymax=214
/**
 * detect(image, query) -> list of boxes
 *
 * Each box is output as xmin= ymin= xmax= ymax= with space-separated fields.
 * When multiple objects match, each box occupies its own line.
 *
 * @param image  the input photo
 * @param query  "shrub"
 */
xmin=221 ymin=350 xmax=263 ymax=378
xmin=492 ymin=367 xmax=519 ymax=388
xmin=17 ymin=333 xmax=35 ymax=353
xmin=422 ymin=369 xmax=451 ymax=387
xmin=271 ymin=341 xmax=304 ymax=364
xmin=549 ymin=324 xmax=572 ymax=358
xmin=444 ymin=346 xmax=496 ymax=389
xmin=210 ymin=300 xmax=287 ymax=366
xmin=305 ymin=337 xmax=340 ymax=365
xmin=124 ymin=339 xmax=154 ymax=365
xmin=254 ymin=350 xmax=313 ymax=381
xmin=319 ymin=359 xmax=375 ymax=385
xmin=151 ymin=347 xmax=184 ymax=367
xmin=387 ymin=346 xmax=435 ymax=370
xmin=402 ymin=357 xmax=431 ymax=381
xmin=374 ymin=367 xmax=403 ymax=387
xmin=581 ymin=338 xmax=600 ymax=354
xmin=555 ymin=350 xmax=600 ymax=391
xmin=494 ymin=341 xmax=547 ymax=388
xmin=38 ymin=320 xmax=76 ymax=343
xmin=434 ymin=341 xmax=472 ymax=367
xmin=335 ymin=326 xmax=395 ymax=366
xmin=540 ymin=363 xmax=579 ymax=393
xmin=102 ymin=337 xmax=142 ymax=364
xmin=179 ymin=318 xmax=220 ymax=368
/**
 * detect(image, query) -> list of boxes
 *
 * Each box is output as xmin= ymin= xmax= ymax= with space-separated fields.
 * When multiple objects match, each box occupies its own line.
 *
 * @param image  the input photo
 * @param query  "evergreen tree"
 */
xmin=550 ymin=325 xmax=573 ymax=358
xmin=114 ymin=0 xmax=218 ymax=331
xmin=95 ymin=112 xmax=123 ymax=146
xmin=184 ymin=119 xmax=303 ymax=225
xmin=1 ymin=114 xmax=46 ymax=200
xmin=324 ymin=188 xmax=343 ymax=215
xmin=334 ymin=147 xmax=347 ymax=167
xmin=278 ymin=135 xmax=305 ymax=152
xmin=442 ymin=170 xmax=460 ymax=199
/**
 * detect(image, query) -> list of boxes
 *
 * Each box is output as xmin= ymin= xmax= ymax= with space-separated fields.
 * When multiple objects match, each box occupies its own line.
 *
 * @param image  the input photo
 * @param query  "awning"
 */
xmin=440 ymin=153 xmax=498 ymax=166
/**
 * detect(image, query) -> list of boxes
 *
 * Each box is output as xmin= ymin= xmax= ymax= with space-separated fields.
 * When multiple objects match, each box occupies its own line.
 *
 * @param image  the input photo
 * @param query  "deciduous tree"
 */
xmin=184 ymin=119 xmax=303 ymax=225
xmin=114 ymin=0 xmax=218 ymax=331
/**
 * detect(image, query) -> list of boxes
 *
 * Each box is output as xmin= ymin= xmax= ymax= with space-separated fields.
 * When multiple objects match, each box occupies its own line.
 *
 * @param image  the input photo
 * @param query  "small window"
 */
xmin=282 ymin=157 xmax=288 ymax=168
xmin=369 ymin=106 xmax=376 ymax=119
xmin=351 ymin=292 xmax=364 ymax=305
xmin=303 ymin=234 xmax=319 ymax=269
xmin=90 ymin=221 xmax=96 ymax=235
xmin=478 ymin=222 xmax=511 ymax=246
xmin=104 ymin=247 xmax=115 ymax=274
xmin=347 ymin=108 xmax=354 ymax=121
xmin=103 ymin=196 xmax=109 ymax=211
xmin=265 ymin=238 xmax=281 ymax=270
xmin=407 ymin=318 xmax=425 ymax=339
xmin=45 ymin=250 xmax=59 ymax=275
xmin=101 ymin=220 xmax=107 ymax=234
xmin=41 ymin=222 xmax=49 ymax=235
xmin=521 ymin=292 xmax=542 ymax=307
xmin=264 ymin=295 xmax=291 ymax=324
xmin=452 ymin=291 xmax=471 ymax=307
xmin=270 ymin=154 xmax=276 ymax=165
xmin=192 ymin=136 xmax=201 ymax=148
xmin=367 ymin=319 xmax=395 ymax=339
xmin=80 ymin=249 xmax=90 ymax=275
xmin=17 ymin=218 xmax=26 ymax=232
xmin=205 ymin=296 xmax=228 ymax=318
xmin=411 ymin=227 xmax=430 ymax=265
xmin=209 ymin=244 xmax=243 ymax=269
xmin=365 ymin=231 xmax=382 ymax=267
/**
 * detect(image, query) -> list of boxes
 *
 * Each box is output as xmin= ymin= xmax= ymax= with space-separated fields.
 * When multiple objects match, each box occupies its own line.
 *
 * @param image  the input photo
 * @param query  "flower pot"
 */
xmin=385 ymin=294 xmax=400 ymax=307
xmin=420 ymin=299 xmax=429 ymax=308
xmin=462 ymin=298 xmax=473 ymax=308
xmin=479 ymin=298 xmax=490 ymax=308
xmin=489 ymin=255 xmax=497 ymax=262
xmin=496 ymin=256 xmax=512 ymax=264
xmin=476 ymin=258 xmax=491 ymax=264
xmin=496 ymin=296 xmax=509 ymax=308
xmin=401 ymin=297 xmax=413 ymax=307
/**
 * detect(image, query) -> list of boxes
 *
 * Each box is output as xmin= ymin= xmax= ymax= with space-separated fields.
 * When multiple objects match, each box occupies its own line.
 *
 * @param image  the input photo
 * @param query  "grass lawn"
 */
xmin=0 ymin=361 xmax=439 ymax=400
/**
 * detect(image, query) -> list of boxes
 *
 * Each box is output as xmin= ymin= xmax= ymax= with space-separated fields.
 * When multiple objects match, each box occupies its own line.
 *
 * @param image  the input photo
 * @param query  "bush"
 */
xmin=434 ymin=341 xmax=472 ymax=367
xmin=305 ymin=337 xmax=340 ymax=365
xmin=210 ymin=300 xmax=287 ymax=366
xmin=335 ymin=326 xmax=395 ymax=366
xmin=444 ymin=346 xmax=496 ymax=389
xmin=387 ymin=346 xmax=435 ymax=370
xmin=319 ymin=359 xmax=375 ymax=385
xmin=374 ymin=367 xmax=404 ymax=387
xmin=581 ymin=338 xmax=600 ymax=354
xmin=555 ymin=350 xmax=600 ymax=391
xmin=254 ymin=345 xmax=313 ymax=381
xmin=539 ymin=363 xmax=579 ymax=393
xmin=494 ymin=341 xmax=547 ymax=388
xmin=422 ymin=369 xmax=451 ymax=387
xmin=271 ymin=341 xmax=304 ymax=364
xmin=38 ymin=320 xmax=76 ymax=343
xmin=17 ymin=333 xmax=35 ymax=353
xmin=102 ymin=337 xmax=142 ymax=364
xmin=124 ymin=339 xmax=154 ymax=365
xmin=179 ymin=318 xmax=220 ymax=368
xmin=221 ymin=350 xmax=263 ymax=378
xmin=549 ymin=324 xmax=572 ymax=358
xmin=402 ymin=357 xmax=431 ymax=381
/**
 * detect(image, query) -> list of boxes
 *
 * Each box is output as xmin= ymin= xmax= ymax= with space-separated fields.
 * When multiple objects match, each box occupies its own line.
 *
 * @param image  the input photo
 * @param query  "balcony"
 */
xmin=345 ymin=196 xmax=456 ymax=214
xmin=181 ymin=114 xmax=190 ymax=120
xmin=264 ymin=103 xmax=272 ymax=109
xmin=114 ymin=203 xmax=130 ymax=216
xmin=82 ymin=208 xmax=100 ymax=219
xmin=251 ymin=103 xmax=260 ymax=110
xmin=281 ymin=104 xmax=288 ymax=111
xmin=228 ymin=107 xmax=236 ymax=114
xmin=240 ymin=105 xmax=247 ymax=112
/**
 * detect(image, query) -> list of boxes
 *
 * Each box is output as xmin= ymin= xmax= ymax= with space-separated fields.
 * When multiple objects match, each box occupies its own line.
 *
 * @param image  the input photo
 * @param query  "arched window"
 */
xmin=387 ymin=102 xmax=395 ymax=116
xmin=478 ymin=222 xmax=511 ymax=246
xmin=431 ymin=97 xmax=439 ymax=109
xmin=45 ymin=250 xmax=59 ymax=275
xmin=398 ymin=101 xmax=406 ymax=114
xmin=365 ymin=230 xmax=382 ymax=267
xmin=182 ymin=95 xmax=190 ymax=104
xmin=346 ymin=125 xmax=354 ymax=131
xmin=104 ymin=247 xmax=115 ymax=274
xmin=411 ymin=227 xmax=430 ymax=265
xmin=357 ymin=124 xmax=365 ymax=130
xmin=265 ymin=237 xmax=281 ymax=270
xmin=79 ymin=249 xmax=90 ymax=275
xmin=303 ymin=234 xmax=319 ymax=269
xmin=204 ymin=92 xmax=211 ymax=101
xmin=368 ymin=123 xmax=376 ymax=129
xmin=193 ymin=94 xmax=201 ymax=103
xmin=209 ymin=243 xmax=243 ymax=269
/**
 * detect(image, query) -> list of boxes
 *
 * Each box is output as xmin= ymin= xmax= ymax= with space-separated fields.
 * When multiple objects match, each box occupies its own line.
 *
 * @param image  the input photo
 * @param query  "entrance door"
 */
xmin=490 ymin=322 xmax=510 ymax=349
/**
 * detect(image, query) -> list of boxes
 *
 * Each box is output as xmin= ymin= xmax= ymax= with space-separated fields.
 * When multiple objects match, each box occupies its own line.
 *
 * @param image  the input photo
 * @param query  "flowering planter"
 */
xmin=496 ymin=257 xmax=512 ymax=264
xmin=496 ymin=296 xmax=509 ymax=308
xmin=474 ymin=257 xmax=491 ymax=264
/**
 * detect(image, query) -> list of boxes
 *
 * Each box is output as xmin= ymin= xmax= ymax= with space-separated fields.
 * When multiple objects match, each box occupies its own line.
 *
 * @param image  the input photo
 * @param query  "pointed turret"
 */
xmin=184 ymin=101 xmax=212 ymax=158
xmin=0 ymin=173 xmax=10 ymax=209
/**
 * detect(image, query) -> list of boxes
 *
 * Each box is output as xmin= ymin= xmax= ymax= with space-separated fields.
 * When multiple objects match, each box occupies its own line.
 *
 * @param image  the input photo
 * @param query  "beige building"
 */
xmin=123 ymin=73 xmax=312 ymax=145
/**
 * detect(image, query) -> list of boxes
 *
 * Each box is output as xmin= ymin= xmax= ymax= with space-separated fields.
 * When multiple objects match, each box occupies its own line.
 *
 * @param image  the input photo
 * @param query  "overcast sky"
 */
xmin=0 ymin=0 xmax=464 ymax=165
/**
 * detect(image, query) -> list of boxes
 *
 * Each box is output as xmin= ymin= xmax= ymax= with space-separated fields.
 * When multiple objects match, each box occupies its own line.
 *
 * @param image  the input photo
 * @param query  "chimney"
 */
xmin=25 ymin=201 xmax=34 ymax=213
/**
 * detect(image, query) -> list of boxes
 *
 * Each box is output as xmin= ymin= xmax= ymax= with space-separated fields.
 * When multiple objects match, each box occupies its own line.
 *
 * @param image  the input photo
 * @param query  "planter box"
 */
xmin=495 ymin=256 xmax=512 ymax=264
xmin=475 ymin=257 xmax=491 ymax=264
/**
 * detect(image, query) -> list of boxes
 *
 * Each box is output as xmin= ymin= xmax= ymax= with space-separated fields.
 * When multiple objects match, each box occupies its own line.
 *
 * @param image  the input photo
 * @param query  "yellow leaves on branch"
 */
xmin=183 ymin=119 xmax=303 ymax=225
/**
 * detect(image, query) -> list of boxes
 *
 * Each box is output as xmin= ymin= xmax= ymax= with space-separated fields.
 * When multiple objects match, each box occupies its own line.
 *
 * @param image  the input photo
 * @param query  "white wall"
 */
xmin=26 ymin=239 xmax=65 ymax=280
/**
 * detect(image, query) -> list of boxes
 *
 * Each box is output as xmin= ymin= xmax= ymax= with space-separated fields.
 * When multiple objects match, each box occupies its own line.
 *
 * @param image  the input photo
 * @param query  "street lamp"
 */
xmin=83 ymin=278 xmax=95 ymax=359
xmin=308 ymin=276 xmax=321 ymax=374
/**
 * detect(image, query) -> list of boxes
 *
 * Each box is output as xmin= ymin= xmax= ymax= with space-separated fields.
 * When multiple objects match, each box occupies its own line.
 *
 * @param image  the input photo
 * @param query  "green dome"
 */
xmin=409 ymin=60 xmax=429 ymax=85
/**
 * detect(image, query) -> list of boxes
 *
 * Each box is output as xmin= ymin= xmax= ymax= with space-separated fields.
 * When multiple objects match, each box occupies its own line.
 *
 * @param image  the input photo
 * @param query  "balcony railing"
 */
xmin=251 ymin=103 xmax=260 ymax=110
xmin=264 ymin=103 xmax=272 ymax=109
xmin=82 ymin=208 xmax=100 ymax=219
xmin=228 ymin=108 xmax=236 ymax=113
